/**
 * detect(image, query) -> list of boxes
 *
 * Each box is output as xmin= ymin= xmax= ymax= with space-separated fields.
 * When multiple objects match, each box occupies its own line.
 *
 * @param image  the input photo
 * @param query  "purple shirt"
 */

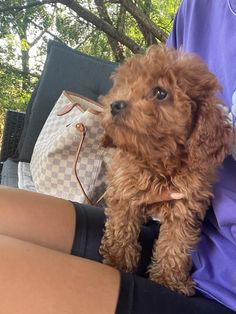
xmin=167 ymin=0 xmax=236 ymax=311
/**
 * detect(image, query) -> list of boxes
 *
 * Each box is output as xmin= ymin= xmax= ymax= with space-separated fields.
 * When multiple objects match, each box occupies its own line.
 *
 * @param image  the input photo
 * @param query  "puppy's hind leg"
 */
xmin=100 ymin=204 xmax=143 ymax=273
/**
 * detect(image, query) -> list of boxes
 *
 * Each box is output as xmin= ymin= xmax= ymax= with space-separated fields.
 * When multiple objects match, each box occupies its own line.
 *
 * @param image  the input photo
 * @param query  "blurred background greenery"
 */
xmin=0 ymin=0 xmax=181 ymax=139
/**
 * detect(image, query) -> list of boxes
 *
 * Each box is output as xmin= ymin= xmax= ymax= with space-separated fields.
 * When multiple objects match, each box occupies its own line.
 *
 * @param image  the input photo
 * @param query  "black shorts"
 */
xmin=71 ymin=202 xmax=235 ymax=314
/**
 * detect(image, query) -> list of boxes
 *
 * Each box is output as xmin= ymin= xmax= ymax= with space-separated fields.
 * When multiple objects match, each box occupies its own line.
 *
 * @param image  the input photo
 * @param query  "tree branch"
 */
xmin=0 ymin=62 xmax=40 ymax=79
xmin=116 ymin=0 xmax=168 ymax=42
xmin=74 ymin=31 xmax=94 ymax=50
xmin=58 ymin=0 xmax=143 ymax=53
xmin=94 ymin=0 xmax=125 ymax=61
xmin=0 ymin=0 xmax=55 ymax=13
xmin=27 ymin=18 xmax=64 ymax=45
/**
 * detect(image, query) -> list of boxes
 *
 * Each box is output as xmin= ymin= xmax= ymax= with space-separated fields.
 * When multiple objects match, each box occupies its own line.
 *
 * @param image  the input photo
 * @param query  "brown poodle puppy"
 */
xmin=99 ymin=46 xmax=232 ymax=296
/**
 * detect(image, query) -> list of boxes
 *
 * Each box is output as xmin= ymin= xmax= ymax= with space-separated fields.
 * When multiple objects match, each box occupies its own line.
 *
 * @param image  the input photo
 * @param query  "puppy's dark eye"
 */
xmin=153 ymin=86 xmax=168 ymax=100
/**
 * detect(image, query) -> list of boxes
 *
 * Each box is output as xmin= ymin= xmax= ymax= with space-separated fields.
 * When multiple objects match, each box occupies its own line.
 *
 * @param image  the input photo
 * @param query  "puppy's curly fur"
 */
xmin=99 ymin=46 xmax=233 ymax=296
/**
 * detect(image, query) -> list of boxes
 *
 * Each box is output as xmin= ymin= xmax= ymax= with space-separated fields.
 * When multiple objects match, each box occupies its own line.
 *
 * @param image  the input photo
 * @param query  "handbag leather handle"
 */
xmin=73 ymin=123 xmax=92 ymax=204
xmin=57 ymin=102 xmax=102 ymax=117
xmin=57 ymin=102 xmax=84 ymax=116
xmin=73 ymin=123 xmax=106 ymax=205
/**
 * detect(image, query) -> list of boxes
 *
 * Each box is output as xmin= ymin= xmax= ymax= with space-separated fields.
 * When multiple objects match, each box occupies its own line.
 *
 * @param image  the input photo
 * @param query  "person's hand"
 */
xmin=146 ymin=190 xmax=184 ymax=204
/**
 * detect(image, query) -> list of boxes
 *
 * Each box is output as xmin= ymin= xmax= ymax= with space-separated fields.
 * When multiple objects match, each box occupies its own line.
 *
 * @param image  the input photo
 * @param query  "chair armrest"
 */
xmin=0 ymin=110 xmax=25 ymax=162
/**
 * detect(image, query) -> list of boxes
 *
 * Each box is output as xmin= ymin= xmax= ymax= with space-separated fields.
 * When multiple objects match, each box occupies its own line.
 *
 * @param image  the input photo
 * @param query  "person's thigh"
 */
xmin=0 ymin=192 xmax=234 ymax=314
xmin=0 ymin=234 xmax=120 ymax=314
xmin=0 ymin=186 xmax=75 ymax=253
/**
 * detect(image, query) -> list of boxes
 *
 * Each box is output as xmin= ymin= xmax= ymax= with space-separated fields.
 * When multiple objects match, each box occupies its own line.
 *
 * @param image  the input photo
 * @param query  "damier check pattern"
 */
xmin=30 ymin=91 xmax=114 ymax=204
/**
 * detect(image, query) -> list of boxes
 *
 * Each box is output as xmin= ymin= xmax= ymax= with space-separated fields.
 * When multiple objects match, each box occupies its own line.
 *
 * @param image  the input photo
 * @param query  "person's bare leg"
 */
xmin=0 ymin=234 xmax=120 ymax=314
xmin=0 ymin=186 xmax=76 ymax=253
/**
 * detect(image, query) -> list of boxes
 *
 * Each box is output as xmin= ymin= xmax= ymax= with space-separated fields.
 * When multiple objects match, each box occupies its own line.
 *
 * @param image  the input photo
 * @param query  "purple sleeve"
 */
xmin=166 ymin=0 xmax=186 ymax=49
xmin=166 ymin=1 xmax=236 ymax=311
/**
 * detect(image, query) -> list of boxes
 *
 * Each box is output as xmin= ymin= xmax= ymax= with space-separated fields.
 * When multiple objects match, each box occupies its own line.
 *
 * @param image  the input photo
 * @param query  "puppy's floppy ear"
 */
xmin=176 ymin=52 xmax=221 ymax=100
xmin=175 ymin=53 xmax=232 ymax=170
xmin=187 ymin=101 xmax=232 ymax=170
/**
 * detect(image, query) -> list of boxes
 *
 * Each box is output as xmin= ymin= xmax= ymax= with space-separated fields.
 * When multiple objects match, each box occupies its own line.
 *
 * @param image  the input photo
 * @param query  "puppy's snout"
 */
xmin=110 ymin=100 xmax=127 ymax=116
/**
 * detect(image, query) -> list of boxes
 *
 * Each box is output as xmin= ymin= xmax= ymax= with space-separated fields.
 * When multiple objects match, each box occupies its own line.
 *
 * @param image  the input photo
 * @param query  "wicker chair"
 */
xmin=0 ymin=110 xmax=25 ymax=162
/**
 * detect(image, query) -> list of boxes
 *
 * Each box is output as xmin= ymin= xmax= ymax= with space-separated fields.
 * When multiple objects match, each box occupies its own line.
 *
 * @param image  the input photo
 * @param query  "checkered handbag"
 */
xmin=30 ymin=91 xmax=114 ymax=204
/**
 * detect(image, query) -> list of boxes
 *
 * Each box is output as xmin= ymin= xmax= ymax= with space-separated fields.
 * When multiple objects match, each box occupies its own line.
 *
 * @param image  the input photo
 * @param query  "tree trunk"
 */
xmin=18 ymin=15 xmax=31 ymax=90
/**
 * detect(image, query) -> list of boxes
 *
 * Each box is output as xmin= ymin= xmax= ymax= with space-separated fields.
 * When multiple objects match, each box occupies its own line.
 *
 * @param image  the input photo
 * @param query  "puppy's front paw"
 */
xmin=149 ymin=268 xmax=195 ymax=296
xmin=100 ymin=241 xmax=141 ymax=272
xmin=175 ymin=277 xmax=195 ymax=296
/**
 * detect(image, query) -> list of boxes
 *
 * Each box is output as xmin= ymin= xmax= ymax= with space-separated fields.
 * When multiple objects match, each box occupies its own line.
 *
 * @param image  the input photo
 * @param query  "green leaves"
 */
xmin=20 ymin=37 xmax=30 ymax=50
xmin=0 ymin=66 xmax=35 ymax=115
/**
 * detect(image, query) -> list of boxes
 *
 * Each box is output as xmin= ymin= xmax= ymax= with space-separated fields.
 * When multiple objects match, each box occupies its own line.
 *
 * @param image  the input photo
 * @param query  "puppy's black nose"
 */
xmin=110 ymin=100 xmax=127 ymax=115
